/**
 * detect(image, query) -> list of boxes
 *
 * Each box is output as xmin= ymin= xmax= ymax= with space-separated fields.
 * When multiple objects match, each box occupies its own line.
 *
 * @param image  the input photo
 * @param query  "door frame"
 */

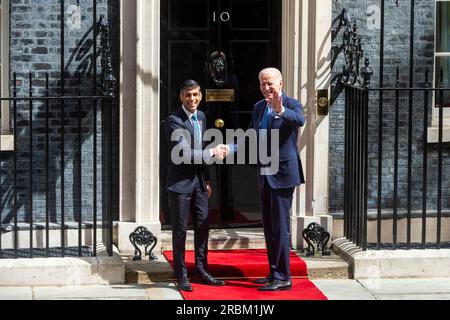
xmin=117 ymin=0 xmax=333 ymax=252
xmin=159 ymin=0 xmax=282 ymax=227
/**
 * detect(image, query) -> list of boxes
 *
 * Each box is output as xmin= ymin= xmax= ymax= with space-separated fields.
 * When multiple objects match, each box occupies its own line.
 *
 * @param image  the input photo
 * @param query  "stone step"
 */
xmin=303 ymin=255 xmax=350 ymax=280
xmin=0 ymin=243 xmax=125 ymax=287
xmin=123 ymin=253 xmax=175 ymax=284
xmin=123 ymin=228 xmax=350 ymax=284
xmin=123 ymin=254 xmax=350 ymax=284
xmin=161 ymin=228 xmax=267 ymax=251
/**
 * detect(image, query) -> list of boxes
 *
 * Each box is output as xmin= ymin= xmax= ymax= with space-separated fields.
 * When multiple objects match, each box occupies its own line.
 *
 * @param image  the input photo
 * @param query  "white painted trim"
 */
xmin=119 ymin=0 xmax=137 ymax=222
xmin=282 ymin=0 xmax=333 ymax=249
xmin=430 ymin=0 xmax=450 ymax=142
xmin=119 ymin=0 xmax=162 ymax=228
xmin=0 ymin=134 xmax=13 ymax=151
xmin=135 ymin=0 xmax=161 ymax=224
xmin=117 ymin=0 xmax=333 ymax=253
xmin=118 ymin=0 xmax=162 ymax=253
xmin=314 ymin=0 xmax=332 ymax=215
xmin=283 ymin=0 xmax=332 ymax=218
xmin=282 ymin=0 xmax=305 ymax=221
xmin=427 ymin=126 xmax=450 ymax=143
xmin=303 ymin=0 xmax=317 ymax=217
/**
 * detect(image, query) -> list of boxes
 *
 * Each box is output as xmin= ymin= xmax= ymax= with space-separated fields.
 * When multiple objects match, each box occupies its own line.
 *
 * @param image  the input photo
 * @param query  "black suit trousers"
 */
xmin=259 ymin=177 xmax=295 ymax=282
xmin=168 ymin=175 xmax=209 ymax=279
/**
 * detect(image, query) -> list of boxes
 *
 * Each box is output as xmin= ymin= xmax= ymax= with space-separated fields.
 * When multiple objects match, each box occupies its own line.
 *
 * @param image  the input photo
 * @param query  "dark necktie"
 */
xmin=259 ymin=106 xmax=271 ymax=130
xmin=192 ymin=113 xmax=202 ymax=146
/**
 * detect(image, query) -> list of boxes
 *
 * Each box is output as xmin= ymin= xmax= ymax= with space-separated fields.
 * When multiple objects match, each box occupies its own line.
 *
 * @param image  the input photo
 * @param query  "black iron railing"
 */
xmin=345 ymin=75 xmax=450 ymax=251
xmin=1 ymin=92 xmax=113 ymax=259
xmin=340 ymin=5 xmax=450 ymax=250
xmin=0 ymin=0 xmax=116 ymax=259
xmin=339 ymin=11 xmax=371 ymax=250
xmin=344 ymin=84 xmax=369 ymax=250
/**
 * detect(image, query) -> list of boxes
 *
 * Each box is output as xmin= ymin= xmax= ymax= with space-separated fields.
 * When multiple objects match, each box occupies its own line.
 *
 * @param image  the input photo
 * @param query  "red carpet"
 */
xmin=163 ymin=249 xmax=327 ymax=300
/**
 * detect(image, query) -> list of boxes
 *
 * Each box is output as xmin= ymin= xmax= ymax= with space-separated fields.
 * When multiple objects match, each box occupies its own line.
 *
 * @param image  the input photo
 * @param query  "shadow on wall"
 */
xmin=0 ymin=16 xmax=115 ymax=229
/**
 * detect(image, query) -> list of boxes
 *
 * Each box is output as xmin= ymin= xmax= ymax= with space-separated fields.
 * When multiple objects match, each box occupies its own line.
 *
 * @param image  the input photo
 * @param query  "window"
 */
xmin=436 ymin=0 xmax=450 ymax=102
xmin=0 ymin=0 xmax=10 ymax=135
xmin=429 ymin=0 xmax=450 ymax=142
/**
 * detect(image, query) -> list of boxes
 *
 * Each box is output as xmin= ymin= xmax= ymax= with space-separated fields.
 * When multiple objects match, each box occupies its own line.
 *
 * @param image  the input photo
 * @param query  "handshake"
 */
xmin=211 ymin=144 xmax=231 ymax=160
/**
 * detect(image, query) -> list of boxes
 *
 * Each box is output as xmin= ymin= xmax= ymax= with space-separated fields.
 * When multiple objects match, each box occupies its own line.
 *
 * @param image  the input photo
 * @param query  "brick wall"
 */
xmin=1 ymin=0 xmax=120 ymax=225
xmin=330 ymin=0 xmax=450 ymax=218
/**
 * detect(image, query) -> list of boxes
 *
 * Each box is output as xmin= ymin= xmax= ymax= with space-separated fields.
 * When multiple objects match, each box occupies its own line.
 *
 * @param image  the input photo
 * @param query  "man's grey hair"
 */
xmin=259 ymin=68 xmax=283 ymax=81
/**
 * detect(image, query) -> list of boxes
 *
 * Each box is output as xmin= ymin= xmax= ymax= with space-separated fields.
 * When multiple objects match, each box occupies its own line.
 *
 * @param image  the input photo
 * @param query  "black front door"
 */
xmin=160 ymin=0 xmax=282 ymax=228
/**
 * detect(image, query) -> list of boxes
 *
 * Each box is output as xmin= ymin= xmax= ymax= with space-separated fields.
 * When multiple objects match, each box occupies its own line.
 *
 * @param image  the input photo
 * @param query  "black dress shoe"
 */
xmin=194 ymin=271 xmax=226 ymax=286
xmin=257 ymin=279 xmax=292 ymax=291
xmin=176 ymin=278 xmax=193 ymax=292
xmin=252 ymin=274 xmax=274 ymax=284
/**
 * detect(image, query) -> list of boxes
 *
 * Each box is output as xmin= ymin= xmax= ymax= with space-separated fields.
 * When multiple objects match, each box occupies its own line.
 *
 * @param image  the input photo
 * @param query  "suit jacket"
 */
xmin=250 ymin=94 xmax=305 ymax=190
xmin=164 ymin=107 xmax=211 ymax=193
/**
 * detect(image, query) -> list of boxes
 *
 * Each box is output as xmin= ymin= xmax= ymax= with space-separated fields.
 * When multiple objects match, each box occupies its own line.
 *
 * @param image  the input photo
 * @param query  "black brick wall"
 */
xmin=1 ymin=0 xmax=120 ymax=225
xmin=330 ymin=0 xmax=450 ymax=218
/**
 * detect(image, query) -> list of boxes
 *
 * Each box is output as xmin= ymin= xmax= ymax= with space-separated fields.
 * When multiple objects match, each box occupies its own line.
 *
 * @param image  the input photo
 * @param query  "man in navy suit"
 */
xmin=165 ymin=80 xmax=228 ymax=292
xmin=245 ymin=68 xmax=305 ymax=291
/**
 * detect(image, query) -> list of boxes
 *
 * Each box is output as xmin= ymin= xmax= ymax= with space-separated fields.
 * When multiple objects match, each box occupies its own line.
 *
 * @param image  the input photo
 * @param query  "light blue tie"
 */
xmin=259 ymin=106 xmax=271 ymax=130
xmin=192 ymin=113 xmax=202 ymax=145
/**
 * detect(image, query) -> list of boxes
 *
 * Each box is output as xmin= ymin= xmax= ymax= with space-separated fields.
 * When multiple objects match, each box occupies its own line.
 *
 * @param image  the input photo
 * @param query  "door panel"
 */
xmin=161 ymin=0 xmax=281 ymax=228
xmin=229 ymin=0 xmax=271 ymax=30
xmin=230 ymin=40 xmax=271 ymax=115
xmin=168 ymin=41 xmax=210 ymax=112
xmin=169 ymin=0 xmax=209 ymax=30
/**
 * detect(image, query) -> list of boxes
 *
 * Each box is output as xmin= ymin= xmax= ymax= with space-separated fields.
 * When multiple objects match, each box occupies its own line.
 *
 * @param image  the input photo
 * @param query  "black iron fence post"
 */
xmin=361 ymin=59 xmax=372 ymax=251
xmin=342 ymin=15 xmax=371 ymax=250
xmin=29 ymin=72 xmax=34 ymax=258
xmin=100 ymin=17 xmax=117 ymax=257
xmin=13 ymin=73 xmax=18 ymax=259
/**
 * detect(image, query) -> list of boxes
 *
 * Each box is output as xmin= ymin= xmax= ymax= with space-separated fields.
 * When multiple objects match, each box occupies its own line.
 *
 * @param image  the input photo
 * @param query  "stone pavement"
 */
xmin=1 ymin=240 xmax=450 ymax=300
xmin=2 ymin=278 xmax=450 ymax=300
xmin=2 ymin=250 xmax=450 ymax=300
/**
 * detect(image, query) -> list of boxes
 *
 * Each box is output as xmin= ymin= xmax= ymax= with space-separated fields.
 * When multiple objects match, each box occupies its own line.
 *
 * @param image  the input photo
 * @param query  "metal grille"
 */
xmin=338 ymin=3 xmax=450 ymax=250
xmin=0 ymin=0 xmax=116 ymax=259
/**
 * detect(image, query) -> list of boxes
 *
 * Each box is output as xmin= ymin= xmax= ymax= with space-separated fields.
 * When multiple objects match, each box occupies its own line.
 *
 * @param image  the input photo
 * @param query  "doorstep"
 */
xmin=124 ymin=228 xmax=350 ymax=284
xmin=161 ymin=228 xmax=267 ymax=251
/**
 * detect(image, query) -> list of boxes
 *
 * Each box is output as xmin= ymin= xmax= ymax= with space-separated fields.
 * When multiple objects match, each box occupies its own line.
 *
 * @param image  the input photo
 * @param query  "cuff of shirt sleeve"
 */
xmin=276 ymin=106 xmax=285 ymax=117
xmin=228 ymin=144 xmax=237 ymax=154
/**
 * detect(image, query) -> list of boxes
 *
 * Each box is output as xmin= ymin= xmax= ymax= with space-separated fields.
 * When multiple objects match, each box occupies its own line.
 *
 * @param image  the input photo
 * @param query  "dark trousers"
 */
xmin=168 ymin=176 xmax=209 ymax=279
xmin=259 ymin=178 xmax=294 ymax=281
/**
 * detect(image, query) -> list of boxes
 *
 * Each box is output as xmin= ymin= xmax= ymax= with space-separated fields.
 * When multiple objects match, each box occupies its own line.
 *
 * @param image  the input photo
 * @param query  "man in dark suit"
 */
xmin=164 ymin=80 xmax=228 ymax=292
xmin=243 ymin=68 xmax=305 ymax=291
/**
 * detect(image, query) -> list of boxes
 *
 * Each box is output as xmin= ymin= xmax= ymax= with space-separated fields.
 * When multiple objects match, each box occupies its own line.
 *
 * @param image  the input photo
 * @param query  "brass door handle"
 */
xmin=215 ymin=118 xmax=225 ymax=128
